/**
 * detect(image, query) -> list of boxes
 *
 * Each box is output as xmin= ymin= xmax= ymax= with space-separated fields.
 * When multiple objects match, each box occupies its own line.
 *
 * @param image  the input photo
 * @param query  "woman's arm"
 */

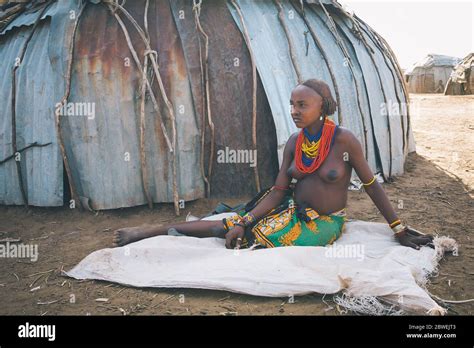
xmin=245 ymin=133 xmax=296 ymax=220
xmin=225 ymin=133 xmax=296 ymax=249
xmin=345 ymin=130 xmax=433 ymax=249
xmin=345 ymin=131 xmax=399 ymax=225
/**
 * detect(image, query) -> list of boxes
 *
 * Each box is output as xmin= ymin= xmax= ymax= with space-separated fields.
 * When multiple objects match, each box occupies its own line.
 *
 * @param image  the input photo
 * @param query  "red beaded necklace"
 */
xmin=295 ymin=118 xmax=337 ymax=174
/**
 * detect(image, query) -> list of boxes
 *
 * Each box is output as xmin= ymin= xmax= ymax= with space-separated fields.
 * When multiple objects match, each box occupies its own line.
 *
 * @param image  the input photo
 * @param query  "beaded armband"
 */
xmin=240 ymin=212 xmax=256 ymax=227
xmin=362 ymin=176 xmax=376 ymax=187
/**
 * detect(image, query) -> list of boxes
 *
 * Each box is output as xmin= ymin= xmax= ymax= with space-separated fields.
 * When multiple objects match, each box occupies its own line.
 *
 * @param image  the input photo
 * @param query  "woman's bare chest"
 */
xmin=287 ymin=145 xmax=350 ymax=184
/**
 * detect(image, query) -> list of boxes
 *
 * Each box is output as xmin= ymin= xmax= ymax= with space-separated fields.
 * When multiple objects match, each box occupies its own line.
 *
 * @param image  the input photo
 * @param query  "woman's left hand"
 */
xmin=395 ymin=227 xmax=435 ymax=250
xmin=225 ymin=225 xmax=245 ymax=249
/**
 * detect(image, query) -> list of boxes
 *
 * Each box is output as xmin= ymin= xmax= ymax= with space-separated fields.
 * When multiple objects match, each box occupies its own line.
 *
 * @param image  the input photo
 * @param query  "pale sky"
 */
xmin=338 ymin=0 xmax=473 ymax=69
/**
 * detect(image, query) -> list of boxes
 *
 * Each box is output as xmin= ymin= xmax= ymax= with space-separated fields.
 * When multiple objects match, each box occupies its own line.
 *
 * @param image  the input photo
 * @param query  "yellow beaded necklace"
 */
xmin=301 ymin=137 xmax=321 ymax=158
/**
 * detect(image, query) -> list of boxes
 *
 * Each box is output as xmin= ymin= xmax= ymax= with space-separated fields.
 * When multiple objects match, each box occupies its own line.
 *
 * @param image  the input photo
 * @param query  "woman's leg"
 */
xmin=113 ymin=219 xmax=226 ymax=247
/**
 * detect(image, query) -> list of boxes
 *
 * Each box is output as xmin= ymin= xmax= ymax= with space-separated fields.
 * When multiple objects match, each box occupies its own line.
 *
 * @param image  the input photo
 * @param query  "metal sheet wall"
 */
xmin=0 ymin=5 xmax=63 ymax=206
xmin=0 ymin=0 xmax=414 ymax=208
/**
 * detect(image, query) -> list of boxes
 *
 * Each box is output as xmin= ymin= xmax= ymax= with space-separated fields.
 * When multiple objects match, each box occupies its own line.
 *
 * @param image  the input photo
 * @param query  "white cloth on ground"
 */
xmin=65 ymin=213 xmax=457 ymax=315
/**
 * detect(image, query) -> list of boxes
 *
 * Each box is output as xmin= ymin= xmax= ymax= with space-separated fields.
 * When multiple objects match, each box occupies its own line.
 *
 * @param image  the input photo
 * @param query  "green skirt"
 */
xmin=223 ymin=197 xmax=347 ymax=248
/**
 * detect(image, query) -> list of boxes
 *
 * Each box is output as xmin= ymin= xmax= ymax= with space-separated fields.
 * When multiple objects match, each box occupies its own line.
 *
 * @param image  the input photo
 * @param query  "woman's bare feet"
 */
xmin=113 ymin=225 xmax=163 ymax=247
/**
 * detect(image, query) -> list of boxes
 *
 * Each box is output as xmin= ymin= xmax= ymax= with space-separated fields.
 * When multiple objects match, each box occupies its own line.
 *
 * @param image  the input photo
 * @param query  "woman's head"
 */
xmin=290 ymin=79 xmax=337 ymax=129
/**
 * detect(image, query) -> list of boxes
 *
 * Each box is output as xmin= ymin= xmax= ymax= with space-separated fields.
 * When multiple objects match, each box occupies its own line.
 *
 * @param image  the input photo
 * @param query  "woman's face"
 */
xmin=290 ymin=85 xmax=323 ymax=129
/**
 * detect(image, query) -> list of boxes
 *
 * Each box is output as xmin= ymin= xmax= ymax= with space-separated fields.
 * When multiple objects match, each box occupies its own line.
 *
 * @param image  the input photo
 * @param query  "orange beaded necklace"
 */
xmin=295 ymin=118 xmax=337 ymax=174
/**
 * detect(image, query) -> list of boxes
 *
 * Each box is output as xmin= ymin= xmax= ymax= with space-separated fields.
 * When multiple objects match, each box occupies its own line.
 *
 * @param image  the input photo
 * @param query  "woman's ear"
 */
xmin=322 ymin=99 xmax=329 ymax=116
xmin=324 ymin=98 xmax=337 ymax=115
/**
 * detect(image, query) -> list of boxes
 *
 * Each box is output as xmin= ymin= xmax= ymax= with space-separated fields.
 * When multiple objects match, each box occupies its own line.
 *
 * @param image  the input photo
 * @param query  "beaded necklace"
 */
xmin=295 ymin=118 xmax=338 ymax=173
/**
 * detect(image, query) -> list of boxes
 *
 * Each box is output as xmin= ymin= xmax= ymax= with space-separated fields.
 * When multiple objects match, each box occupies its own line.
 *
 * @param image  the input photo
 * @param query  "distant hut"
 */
xmin=404 ymin=54 xmax=461 ymax=93
xmin=0 ymin=0 xmax=413 ymax=212
xmin=444 ymin=53 xmax=474 ymax=95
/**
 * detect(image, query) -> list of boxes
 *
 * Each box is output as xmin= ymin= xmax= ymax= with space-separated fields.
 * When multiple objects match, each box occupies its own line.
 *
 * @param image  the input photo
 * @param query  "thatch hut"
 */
xmin=0 ymin=0 xmax=413 ymax=213
xmin=404 ymin=53 xmax=461 ymax=93
xmin=444 ymin=53 xmax=474 ymax=95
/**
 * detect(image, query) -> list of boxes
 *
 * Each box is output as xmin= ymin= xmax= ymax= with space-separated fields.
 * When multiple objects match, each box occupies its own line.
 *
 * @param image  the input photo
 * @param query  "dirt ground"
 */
xmin=0 ymin=93 xmax=473 ymax=316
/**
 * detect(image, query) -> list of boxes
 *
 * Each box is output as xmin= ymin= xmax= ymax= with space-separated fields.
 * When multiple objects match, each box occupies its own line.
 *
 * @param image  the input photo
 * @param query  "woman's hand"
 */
xmin=395 ymin=227 xmax=435 ymax=250
xmin=225 ymin=225 xmax=245 ymax=249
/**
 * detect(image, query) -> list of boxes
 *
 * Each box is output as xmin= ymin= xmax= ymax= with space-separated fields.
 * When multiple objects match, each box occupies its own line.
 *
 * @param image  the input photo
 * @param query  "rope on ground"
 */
xmin=193 ymin=0 xmax=214 ymax=197
xmin=430 ymin=293 xmax=474 ymax=304
xmin=55 ymin=2 xmax=86 ymax=211
xmin=230 ymin=0 xmax=261 ymax=193
xmin=11 ymin=2 xmax=51 ymax=208
xmin=107 ymin=1 xmax=180 ymax=216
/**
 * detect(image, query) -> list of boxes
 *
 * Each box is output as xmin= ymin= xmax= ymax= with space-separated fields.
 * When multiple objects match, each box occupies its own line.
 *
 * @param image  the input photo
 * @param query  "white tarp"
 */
xmin=66 ymin=213 xmax=457 ymax=315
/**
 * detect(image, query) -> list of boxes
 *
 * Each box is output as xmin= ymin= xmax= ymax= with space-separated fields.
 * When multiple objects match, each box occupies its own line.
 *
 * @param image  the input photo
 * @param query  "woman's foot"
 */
xmin=113 ymin=225 xmax=162 ymax=247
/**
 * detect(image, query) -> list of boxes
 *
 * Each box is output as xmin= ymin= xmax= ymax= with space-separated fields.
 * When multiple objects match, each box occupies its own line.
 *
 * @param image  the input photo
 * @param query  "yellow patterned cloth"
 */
xmin=223 ymin=198 xmax=346 ymax=248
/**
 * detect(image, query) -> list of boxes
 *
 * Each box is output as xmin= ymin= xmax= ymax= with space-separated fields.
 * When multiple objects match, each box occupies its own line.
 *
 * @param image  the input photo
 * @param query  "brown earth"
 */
xmin=0 ymin=93 xmax=473 ymax=316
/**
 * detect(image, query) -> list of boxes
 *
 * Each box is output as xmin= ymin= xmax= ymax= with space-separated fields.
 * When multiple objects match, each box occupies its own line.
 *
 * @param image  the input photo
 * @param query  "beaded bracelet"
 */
xmin=389 ymin=219 xmax=401 ymax=228
xmin=392 ymin=223 xmax=407 ymax=235
xmin=240 ymin=212 xmax=256 ymax=227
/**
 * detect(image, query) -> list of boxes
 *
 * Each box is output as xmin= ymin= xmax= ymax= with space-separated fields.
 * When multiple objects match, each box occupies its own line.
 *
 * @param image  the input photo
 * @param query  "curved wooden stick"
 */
xmin=55 ymin=3 xmax=87 ymax=210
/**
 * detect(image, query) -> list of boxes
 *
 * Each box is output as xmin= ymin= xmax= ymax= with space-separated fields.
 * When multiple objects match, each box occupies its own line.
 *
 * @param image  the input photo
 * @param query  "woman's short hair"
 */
xmin=300 ymin=79 xmax=337 ymax=116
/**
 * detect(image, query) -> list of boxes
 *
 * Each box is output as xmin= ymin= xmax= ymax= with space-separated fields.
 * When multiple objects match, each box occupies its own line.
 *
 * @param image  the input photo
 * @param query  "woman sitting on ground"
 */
xmin=114 ymin=79 xmax=434 ymax=250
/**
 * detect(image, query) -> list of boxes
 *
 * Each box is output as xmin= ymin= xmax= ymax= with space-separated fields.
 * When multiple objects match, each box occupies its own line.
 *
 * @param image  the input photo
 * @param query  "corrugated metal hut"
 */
xmin=404 ymin=53 xmax=461 ymax=93
xmin=0 ymin=0 xmax=414 ymax=213
xmin=444 ymin=52 xmax=474 ymax=95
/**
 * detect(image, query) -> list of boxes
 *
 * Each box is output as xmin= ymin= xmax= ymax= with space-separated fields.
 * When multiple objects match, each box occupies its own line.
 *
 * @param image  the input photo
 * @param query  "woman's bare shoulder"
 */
xmin=288 ymin=131 xmax=299 ymax=143
xmin=335 ymin=126 xmax=358 ymax=145
xmin=285 ymin=132 xmax=299 ymax=154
